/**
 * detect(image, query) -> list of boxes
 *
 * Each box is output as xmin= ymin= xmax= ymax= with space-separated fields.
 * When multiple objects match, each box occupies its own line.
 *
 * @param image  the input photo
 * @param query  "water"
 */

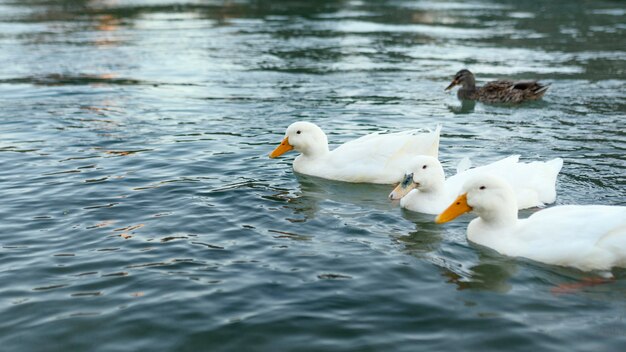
xmin=1 ymin=0 xmax=625 ymax=350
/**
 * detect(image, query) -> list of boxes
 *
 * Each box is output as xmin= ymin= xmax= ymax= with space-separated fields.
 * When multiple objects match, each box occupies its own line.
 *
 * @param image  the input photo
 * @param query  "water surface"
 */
xmin=1 ymin=0 xmax=625 ymax=350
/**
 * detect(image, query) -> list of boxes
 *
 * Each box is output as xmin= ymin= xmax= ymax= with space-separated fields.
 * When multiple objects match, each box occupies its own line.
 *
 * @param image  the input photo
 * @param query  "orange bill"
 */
xmin=269 ymin=137 xmax=294 ymax=158
xmin=435 ymin=193 xmax=472 ymax=224
xmin=444 ymin=79 xmax=459 ymax=91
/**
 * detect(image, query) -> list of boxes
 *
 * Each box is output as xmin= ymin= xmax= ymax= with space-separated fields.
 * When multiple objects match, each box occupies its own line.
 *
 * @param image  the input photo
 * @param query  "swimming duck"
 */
xmin=435 ymin=175 xmax=626 ymax=272
xmin=445 ymin=69 xmax=549 ymax=104
xmin=389 ymin=155 xmax=563 ymax=214
xmin=269 ymin=121 xmax=440 ymax=184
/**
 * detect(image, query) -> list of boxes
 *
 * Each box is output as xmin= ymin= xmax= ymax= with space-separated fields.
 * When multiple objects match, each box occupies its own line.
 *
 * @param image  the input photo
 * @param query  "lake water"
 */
xmin=1 ymin=0 xmax=625 ymax=350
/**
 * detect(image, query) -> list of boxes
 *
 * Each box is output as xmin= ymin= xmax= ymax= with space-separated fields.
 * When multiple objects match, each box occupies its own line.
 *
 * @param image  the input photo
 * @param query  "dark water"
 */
xmin=1 ymin=0 xmax=625 ymax=350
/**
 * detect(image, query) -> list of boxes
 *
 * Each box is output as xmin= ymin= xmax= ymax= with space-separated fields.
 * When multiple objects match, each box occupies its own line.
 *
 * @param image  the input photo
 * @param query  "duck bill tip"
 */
xmin=389 ymin=175 xmax=416 ymax=200
xmin=445 ymin=80 xmax=458 ymax=91
xmin=435 ymin=193 xmax=472 ymax=224
xmin=269 ymin=137 xmax=294 ymax=158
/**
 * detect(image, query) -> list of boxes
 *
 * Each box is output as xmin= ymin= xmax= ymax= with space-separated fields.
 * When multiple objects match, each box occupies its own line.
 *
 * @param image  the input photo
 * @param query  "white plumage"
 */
xmin=390 ymin=155 xmax=563 ymax=214
xmin=436 ymin=175 xmax=626 ymax=272
xmin=269 ymin=121 xmax=441 ymax=184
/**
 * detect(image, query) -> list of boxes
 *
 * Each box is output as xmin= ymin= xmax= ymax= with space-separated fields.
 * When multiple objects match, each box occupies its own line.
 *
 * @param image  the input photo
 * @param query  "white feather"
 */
xmin=398 ymin=155 xmax=562 ymax=214
xmin=449 ymin=175 xmax=626 ymax=272
xmin=273 ymin=122 xmax=441 ymax=184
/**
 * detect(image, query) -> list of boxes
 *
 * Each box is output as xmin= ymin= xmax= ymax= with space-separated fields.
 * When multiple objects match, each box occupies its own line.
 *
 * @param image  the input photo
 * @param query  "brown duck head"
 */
xmin=445 ymin=69 xmax=476 ymax=90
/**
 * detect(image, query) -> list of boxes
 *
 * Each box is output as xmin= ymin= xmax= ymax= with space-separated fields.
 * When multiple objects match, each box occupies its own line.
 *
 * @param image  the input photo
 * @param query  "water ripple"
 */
xmin=0 ymin=0 xmax=625 ymax=351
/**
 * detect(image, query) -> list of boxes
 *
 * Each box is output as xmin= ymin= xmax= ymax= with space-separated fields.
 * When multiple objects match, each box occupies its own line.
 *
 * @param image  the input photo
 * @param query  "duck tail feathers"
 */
xmin=433 ymin=124 xmax=442 ymax=136
xmin=548 ymin=157 xmax=564 ymax=173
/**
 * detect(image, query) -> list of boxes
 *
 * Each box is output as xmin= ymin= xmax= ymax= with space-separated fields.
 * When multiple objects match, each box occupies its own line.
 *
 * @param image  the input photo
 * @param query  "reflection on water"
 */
xmin=447 ymin=99 xmax=477 ymax=114
xmin=395 ymin=220 xmax=518 ymax=293
xmin=296 ymin=173 xmax=395 ymax=204
xmin=1 ymin=0 xmax=625 ymax=350
xmin=442 ymin=251 xmax=519 ymax=293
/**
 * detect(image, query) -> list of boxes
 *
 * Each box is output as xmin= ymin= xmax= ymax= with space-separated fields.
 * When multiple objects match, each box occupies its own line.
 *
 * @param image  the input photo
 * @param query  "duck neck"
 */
xmin=476 ymin=202 xmax=518 ymax=229
xmin=458 ymin=88 xmax=476 ymax=100
xmin=467 ymin=204 xmax=518 ymax=249
xmin=462 ymin=74 xmax=476 ymax=90
xmin=298 ymin=136 xmax=330 ymax=160
xmin=457 ymin=74 xmax=477 ymax=99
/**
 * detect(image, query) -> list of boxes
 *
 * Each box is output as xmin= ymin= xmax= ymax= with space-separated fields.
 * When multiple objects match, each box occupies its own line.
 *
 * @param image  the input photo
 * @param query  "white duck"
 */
xmin=435 ymin=175 xmax=626 ymax=272
xmin=389 ymin=155 xmax=563 ymax=214
xmin=269 ymin=121 xmax=441 ymax=184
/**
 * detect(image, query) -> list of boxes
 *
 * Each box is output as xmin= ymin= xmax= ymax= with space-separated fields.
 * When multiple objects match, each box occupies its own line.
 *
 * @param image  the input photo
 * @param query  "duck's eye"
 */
xmin=296 ymin=130 xmax=301 ymax=134
xmin=422 ymin=165 xmax=427 ymax=169
xmin=479 ymin=186 xmax=486 ymax=190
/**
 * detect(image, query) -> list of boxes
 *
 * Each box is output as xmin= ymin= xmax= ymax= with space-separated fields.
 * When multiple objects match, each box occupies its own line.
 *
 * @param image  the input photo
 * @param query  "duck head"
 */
xmin=445 ymin=69 xmax=476 ymax=91
xmin=389 ymin=156 xmax=446 ymax=200
xmin=269 ymin=121 xmax=329 ymax=158
xmin=435 ymin=175 xmax=518 ymax=224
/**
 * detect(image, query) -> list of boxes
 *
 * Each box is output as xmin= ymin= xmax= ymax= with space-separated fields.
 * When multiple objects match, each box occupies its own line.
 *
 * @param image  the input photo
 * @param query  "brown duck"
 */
xmin=445 ymin=69 xmax=549 ymax=104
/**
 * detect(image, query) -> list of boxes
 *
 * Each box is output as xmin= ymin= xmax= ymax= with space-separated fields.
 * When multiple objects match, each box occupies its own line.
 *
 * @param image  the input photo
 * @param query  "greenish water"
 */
xmin=0 ymin=0 xmax=625 ymax=350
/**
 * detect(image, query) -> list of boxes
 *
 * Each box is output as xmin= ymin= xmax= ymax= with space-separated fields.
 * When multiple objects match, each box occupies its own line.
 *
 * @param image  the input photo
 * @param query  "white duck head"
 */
xmin=389 ymin=155 xmax=446 ymax=200
xmin=435 ymin=175 xmax=519 ymax=225
xmin=269 ymin=121 xmax=330 ymax=159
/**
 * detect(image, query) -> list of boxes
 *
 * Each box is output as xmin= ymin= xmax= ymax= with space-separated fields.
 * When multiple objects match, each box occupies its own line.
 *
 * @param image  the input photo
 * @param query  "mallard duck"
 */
xmin=389 ymin=155 xmax=562 ymax=214
xmin=435 ymin=175 xmax=626 ymax=272
xmin=445 ymin=69 xmax=549 ymax=104
xmin=269 ymin=122 xmax=440 ymax=184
